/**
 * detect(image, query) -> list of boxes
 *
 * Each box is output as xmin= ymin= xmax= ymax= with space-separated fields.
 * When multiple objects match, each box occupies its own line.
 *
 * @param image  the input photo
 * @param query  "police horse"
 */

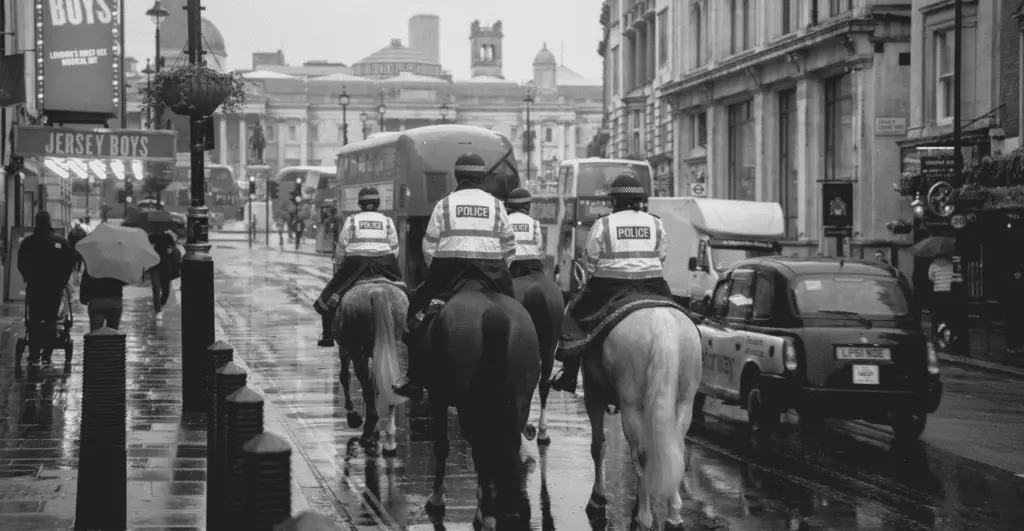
xmin=333 ymin=279 xmax=409 ymax=454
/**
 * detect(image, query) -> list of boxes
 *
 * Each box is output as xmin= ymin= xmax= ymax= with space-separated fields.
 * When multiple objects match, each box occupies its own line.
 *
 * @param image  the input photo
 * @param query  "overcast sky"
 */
xmin=124 ymin=0 xmax=604 ymax=82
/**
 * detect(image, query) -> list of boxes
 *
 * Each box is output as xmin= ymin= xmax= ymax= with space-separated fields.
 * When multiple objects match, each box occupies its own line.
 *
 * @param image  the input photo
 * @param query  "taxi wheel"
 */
xmin=746 ymin=376 xmax=780 ymax=436
xmin=891 ymin=412 xmax=927 ymax=440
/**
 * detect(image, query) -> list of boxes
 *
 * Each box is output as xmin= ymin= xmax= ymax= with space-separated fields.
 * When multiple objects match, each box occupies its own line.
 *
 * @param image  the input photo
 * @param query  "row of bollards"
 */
xmin=71 ymin=330 xmax=345 ymax=530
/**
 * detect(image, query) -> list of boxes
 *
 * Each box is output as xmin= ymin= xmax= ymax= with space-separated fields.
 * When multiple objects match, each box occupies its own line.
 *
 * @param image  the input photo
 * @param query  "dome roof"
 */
xmin=533 ymin=43 xmax=556 ymax=66
xmin=157 ymin=1 xmax=228 ymax=58
xmin=355 ymin=39 xmax=439 ymax=66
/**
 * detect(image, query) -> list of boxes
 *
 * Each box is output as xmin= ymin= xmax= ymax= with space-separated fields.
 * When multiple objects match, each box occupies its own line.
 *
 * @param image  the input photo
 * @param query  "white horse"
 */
xmin=581 ymin=307 xmax=702 ymax=530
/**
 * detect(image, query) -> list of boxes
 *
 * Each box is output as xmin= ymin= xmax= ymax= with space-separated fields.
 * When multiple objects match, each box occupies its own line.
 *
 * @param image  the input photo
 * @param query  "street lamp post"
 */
xmin=951 ymin=0 xmax=967 ymax=352
xmin=146 ymin=0 xmax=169 ymax=130
xmin=181 ymin=0 xmax=214 ymax=413
xmin=359 ymin=112 xmax=369 ymax=139
xmin=338 ymin=87 xmax=350 ymax=146
xmin=440 ymin=103 xmax=449 ymax=123
xmin=142 ymin=59 xmax=154 ymax=127
xmin=524 ymin=90 xmax=534 ymax=182
xmin=377 ymin=90 xmax=387 ymax=133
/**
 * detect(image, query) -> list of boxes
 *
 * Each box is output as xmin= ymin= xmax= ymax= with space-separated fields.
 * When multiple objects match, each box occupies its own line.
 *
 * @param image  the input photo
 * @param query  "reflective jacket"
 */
xmin=423 ymin=188 xmax=516 ymax=267
xmin=583 ymin=209 xmax=666 ymax=280
xmin=337 ymin=211 xmax=399 ymax=260
xmin=508 ymin=211 xmax=544 ymax=261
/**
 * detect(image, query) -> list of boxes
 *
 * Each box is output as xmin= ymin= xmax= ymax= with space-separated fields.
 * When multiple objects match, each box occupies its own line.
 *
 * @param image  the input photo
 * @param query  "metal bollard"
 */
xmin=208 ymin=360 xmax=246 ymax=530
xmin=223 ymin=387 xmax=265 ymax=530
xmin=273 ymin=511 xmax=346 ymax=531
xmin=74 ymin=327 xmax=127 ymax=531
xmin=243 ymin=432 xmax=293 ymax=531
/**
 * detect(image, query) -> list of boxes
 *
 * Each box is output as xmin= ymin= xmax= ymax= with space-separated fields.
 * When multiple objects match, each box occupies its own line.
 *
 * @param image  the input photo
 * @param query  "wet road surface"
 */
xmin=210 ymin=244 xmax=1024 ymax=530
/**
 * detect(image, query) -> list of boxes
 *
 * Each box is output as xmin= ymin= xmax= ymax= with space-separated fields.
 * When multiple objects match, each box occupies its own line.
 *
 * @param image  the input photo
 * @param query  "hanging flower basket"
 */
xmin=140 ymin=63 xmax=248 ymax=121
xmin=953 ymin=187 xmax=990 ymax=210
xmin=896 ymin=171 xmax=922 ymax=197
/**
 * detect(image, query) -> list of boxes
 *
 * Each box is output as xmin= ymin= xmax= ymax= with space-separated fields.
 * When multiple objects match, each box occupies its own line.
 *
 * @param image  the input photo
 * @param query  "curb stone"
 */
xmin=938 ymin=353 xmax=1024 ymax=379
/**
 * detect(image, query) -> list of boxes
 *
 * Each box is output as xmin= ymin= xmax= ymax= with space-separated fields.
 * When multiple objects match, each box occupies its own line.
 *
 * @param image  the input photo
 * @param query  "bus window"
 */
xmin=577 ymin=162 xmax=653 ymax=196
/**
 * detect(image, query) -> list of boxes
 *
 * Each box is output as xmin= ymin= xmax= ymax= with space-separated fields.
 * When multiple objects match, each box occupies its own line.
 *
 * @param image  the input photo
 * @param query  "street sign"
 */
xmin=950 ymin=214 xmax=967 ymax=229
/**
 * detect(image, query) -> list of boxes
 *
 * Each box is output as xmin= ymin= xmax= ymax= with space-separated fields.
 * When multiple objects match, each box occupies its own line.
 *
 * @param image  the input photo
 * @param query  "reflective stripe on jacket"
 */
xmin=338 ymin=211 xmax=399 ymax=259
xmin=508 ymin=212 xmax=544 ymax=261
xmin=584 ymin=209 xmax=666 ymax=280
xmin=423 ymin=188 xmax=516 ymax=267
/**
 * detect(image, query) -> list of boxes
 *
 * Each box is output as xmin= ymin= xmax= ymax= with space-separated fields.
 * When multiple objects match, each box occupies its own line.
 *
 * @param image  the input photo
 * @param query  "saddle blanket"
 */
xmin=330 ymin=278 xmax=410 ymax=307
xmin=557 ymin=294 xmax=688 ymax=358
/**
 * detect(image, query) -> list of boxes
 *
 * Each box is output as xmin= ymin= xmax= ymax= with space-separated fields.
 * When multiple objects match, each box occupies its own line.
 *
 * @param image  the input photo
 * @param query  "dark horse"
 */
xmin=333 ymin=280 xmax=409 ymax=454
xmin=512 ymin=271 xmax=563 ymax=446
xmin=422 ymin=290 xmax=540 ymax=530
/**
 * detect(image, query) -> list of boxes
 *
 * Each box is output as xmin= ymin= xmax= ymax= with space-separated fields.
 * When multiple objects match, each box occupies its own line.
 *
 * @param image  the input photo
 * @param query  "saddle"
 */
xmin=411 ymin=279 xmax=489 ymax=325
xmin=558 ymin=294 xmax=687 ymax=359
xmin=353 ymin=277 xmax=410 ymax=295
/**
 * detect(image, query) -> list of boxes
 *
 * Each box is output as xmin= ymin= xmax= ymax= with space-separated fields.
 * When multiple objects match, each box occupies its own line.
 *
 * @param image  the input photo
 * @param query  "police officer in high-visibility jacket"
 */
xmin=393 ymin=153 xmax=517 ymax=400
xmin=505 ymin=188 xmax=546 ymax=278
xmin=549 ymin=174 xmax=671 ymax=393
xmin=314 ymin=186 xmax=402 ymax=347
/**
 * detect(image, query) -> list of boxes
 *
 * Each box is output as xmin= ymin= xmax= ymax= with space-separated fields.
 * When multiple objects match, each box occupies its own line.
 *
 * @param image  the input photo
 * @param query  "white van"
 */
xmin=648 ymin=198 xmax=784 ymax=306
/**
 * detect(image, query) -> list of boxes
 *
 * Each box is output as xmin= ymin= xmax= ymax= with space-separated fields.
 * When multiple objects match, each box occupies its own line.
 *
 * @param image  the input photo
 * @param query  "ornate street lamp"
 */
xmin=377 ymin=91 xmax=387 ymax=133
xmin=142 ymin=59 xmax=154 ymax=127
xmin=440 ymin=103 xmax=449 ymax=123
xmin=359 ymin=111 xmax=369 ymax=140
xmin=146 ymin=0 xmax=169 ymax=130
xmin=338 ymin=87 xmax=350 ymax=145
xmin=524 ymin=90 xmax=535 ymax=182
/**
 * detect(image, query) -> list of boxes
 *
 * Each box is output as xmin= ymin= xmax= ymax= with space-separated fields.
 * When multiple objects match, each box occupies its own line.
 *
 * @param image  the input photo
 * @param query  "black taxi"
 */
xmin=689 ymin=256 xmax=943 ymax=439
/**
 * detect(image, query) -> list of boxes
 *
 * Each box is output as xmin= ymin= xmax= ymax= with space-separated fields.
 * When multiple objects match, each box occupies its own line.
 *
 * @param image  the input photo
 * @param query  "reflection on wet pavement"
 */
xmin=213 ymin=247 xmax=1024 ymax=531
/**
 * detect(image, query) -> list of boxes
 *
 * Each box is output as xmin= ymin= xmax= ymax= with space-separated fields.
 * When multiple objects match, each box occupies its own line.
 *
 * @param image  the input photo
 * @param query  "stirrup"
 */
xmin=318 ymin=335 xmax=335 ymax=348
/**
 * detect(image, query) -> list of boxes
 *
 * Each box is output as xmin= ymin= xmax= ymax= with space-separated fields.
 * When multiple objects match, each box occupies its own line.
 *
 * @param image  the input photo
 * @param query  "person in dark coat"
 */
xmin=68 ymin=218 xmax=89 ymax=272
xmin=147 ymin=230 xmax=180 ymax=317
xmin=17 ymin=211 xmax=77 ymax=363
xmin=80 ymin=266 xmax=128 ymax=330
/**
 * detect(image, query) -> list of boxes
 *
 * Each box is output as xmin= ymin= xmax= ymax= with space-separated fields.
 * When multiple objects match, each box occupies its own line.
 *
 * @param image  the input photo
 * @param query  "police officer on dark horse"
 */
xmin=314 ymin=186 xmax=403 ymax=347
xmin=393 ymin=153 xmax=541 ymax=529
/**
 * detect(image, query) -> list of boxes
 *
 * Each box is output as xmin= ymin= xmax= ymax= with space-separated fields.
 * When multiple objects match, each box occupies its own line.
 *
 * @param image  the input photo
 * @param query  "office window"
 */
xmin=691 ymin=1 xmax=706 ymax=67
xmin=693 ymin=111 xmax=707 ymax=148
xmin=830 ymin=0 xmax=852 ymax=16
xmin=288 ymin=125 xmax=297 ymax=141
xmin=781 ymin=0 xmax=801 ymax=35
xmin=824 ymin=73 xmax=855 ymax=181
xmin=935 ymin=31 xmax=954 ymax=121
xmin=728 ymin=100 xmax=755 ymax=200
xmin=309 ymin=124 xmax=318 ymax=142
xmin=545 ymin=128 xmax=553 ymax=142
xmin=632 ymin=132 xmax=641 ymax=155
xmin=778 ymin=89 xmax=798 ymax=238
xmin=731 ymin=0 xmax=753 ymax=54
xmin=658 ymin=9 xmax=668 ymax=66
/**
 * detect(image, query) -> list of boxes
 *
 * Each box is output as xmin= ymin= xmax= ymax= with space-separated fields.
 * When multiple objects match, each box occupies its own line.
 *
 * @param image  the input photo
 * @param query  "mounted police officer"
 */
xmin=314 ymin=186 xmax=402 ymax=347
xmin=505 ymin=187 xmax=546 ymax=278
xmin=549 ymin=174 xmax=671 ymax=393
xmin=394 ymin=153 xmax=517 ymax=400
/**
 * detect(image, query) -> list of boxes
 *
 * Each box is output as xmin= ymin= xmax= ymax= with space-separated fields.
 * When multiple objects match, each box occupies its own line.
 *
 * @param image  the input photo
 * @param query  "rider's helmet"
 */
xmin=608 ymin=174 xmax=647 ymax=212
xmin=506 ymin=188 xmax=531 ymax=213
xmin=358 ymin=186 xmax=380 ymax=211
xmin=453 ymin=153 xmax=488 ymax=185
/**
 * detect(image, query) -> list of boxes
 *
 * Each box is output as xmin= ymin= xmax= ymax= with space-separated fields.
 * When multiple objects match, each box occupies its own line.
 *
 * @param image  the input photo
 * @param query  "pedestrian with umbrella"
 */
xmin=911 ymin=236 xmax=957 ymax=338
xmin=123 ymin=210 xmax=183 ymax=318
xmin=76 ymin=224 xmax=160 ymax=330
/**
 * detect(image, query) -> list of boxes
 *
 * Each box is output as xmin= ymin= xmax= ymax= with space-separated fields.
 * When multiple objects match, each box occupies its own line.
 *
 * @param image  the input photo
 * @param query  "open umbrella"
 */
xmin=122 ymin=209 xmax=184 ymax=235
xmin=910 ymin=236 xmax=955 ymax=257
xmin=76 ymin=224 xmax=160 ymax=285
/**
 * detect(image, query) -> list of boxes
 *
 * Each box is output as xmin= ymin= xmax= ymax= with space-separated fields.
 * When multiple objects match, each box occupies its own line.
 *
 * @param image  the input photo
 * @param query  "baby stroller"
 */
xmin=14 ymin=284 xmax=75 ymax=365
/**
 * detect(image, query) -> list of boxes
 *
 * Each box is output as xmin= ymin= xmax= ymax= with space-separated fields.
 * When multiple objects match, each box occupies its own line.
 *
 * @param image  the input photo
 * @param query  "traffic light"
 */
xmin=268 ymin=181 xmax=279 ymax=199
xmin=291 ymin=176 xmax=303 ymax=204
xmin=124 ymin=179 xmax=134 ymax=199
xmin=248 ymin=175 xmax=256 ymax=199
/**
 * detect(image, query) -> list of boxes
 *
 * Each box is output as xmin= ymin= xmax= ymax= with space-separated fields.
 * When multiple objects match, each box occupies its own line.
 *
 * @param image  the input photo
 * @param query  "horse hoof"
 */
xmin=473 ymin=515 xmax=484 ymax=531
xmin=664 ymin=521 xmax=686 ymax=530
xmin=537 ymin=433 xmax=551 ymax=446
xmin=585 ymin=503 xmax=606 ymax=522
xmin=523 ymin=423 xmax=537 ymax=441
xmin=347 ymin=410 xmax=363 ymax=429
xmin=424 ymin=500 xmax=445 ymax=523
xmin=382 ymin=447 xmax=398 ymax=458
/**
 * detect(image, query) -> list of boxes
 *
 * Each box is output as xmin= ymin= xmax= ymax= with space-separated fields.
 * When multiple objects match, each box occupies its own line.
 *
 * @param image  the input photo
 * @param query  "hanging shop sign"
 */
xmin=822 ymin=181 xmax=854 ymax=237
xmin=36 ymin=0 xmax=121 ymax=116
xmin=13 ymin=125 xmax=178 ymax=161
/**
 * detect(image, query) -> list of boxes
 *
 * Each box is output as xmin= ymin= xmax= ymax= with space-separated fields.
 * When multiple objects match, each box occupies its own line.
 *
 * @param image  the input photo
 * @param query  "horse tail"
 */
xmin=370 ymin=289 xmax=404 ymax=414
xmin=641 ymin=312 xmax=687 ymax=499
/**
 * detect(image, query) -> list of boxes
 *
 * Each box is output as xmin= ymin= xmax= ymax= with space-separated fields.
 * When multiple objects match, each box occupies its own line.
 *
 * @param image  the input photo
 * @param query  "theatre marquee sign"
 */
xmin=13 ymin=125 xmax=177 ymax=161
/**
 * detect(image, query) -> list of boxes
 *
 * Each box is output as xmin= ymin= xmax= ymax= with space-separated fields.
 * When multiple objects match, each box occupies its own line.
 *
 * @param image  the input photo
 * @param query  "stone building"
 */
xmin=124 ymin=13 xmax=604 ymax=187
xmin=661 ymin=0 xmax=913 ymax=257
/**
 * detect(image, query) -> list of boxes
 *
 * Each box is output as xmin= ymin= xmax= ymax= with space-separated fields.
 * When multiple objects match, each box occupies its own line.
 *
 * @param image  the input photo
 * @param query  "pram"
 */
xmin=14 ymin=283 xmax=75 ymax=365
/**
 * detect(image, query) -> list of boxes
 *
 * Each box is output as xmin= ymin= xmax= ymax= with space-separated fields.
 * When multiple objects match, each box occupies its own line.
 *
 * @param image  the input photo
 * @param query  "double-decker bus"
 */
xmin=553 ymin=157 xmax=654 ymax=297
xmin=273 ymin=166 xmax=338 ymax=249
xmin=336 ymin=125 xmax=518 ymax=286
xmin=159 ymin=163 xmax=240 ymax=229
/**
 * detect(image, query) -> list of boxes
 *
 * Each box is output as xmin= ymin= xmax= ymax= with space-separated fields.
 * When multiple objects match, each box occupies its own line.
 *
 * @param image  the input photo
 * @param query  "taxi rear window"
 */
xmin=792 ymin=275 xmax=909 ymax=317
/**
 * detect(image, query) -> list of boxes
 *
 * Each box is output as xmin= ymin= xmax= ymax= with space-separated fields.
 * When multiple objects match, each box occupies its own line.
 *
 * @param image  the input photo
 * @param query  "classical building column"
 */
xmin=706 ymin=104 xmax=720 ymax=198
xmin=218 ymin=117 xmax=228 ymax=165
xmin=567 ymin=120 xmax=577 ymax=159
xmin=752 ymin=89 xmax=765 ymax=201
xmin=237 ymin=118 xmax=247 ymax=168
xmin=299 ymin=119 xmax=309 ymax=166
xmin=276 ymin=119 xmax=287 ymax=168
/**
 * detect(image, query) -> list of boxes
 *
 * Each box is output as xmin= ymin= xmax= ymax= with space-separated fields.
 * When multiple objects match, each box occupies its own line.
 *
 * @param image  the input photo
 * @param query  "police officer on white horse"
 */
xmin=314 ymin=186 xmax=403 ymax=347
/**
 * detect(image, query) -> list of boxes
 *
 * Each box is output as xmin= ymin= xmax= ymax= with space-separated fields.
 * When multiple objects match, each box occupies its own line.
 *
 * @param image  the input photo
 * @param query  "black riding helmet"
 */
xmin=505 ymin=187 xmax=531 ymax=213
xmin=608 ymin=174 xmax=648 ymax=212
xmin=358 ymin=186 xmax=380 ymax=211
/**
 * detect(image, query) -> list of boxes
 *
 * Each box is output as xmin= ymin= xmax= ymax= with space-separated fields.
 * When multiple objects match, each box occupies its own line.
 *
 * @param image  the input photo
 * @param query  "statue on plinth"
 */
xmin=249 ymin=122 xmax=267 ymax=164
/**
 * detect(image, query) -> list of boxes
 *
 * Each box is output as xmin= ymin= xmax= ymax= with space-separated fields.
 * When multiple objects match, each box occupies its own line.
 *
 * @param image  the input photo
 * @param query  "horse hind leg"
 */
xmin=425 ymin=399 xmax=450 ymax=524
xmin=584 ymin=398 xmax=608 ymax=525
xmin=381 ymin=405 xmax=398 ymax=458
xmin=622 ymin=407 xmax=654 ymax=530
xmin=338 ymin=347 xmax=363 ymax=429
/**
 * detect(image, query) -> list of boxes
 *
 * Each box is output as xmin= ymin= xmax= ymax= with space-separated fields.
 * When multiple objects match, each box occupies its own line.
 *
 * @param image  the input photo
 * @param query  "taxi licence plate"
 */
xmin=836 ymin=346 xmax=891 ymax=361
xmin=853 ymin=365 xmax=880 ymax=385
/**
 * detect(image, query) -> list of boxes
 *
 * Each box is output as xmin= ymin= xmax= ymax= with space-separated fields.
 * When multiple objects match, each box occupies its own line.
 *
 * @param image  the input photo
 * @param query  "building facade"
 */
xmin=661 ymin=0 xmax=913 ymax=257
xmin=602 ymin=0 xmax=678 ymax=196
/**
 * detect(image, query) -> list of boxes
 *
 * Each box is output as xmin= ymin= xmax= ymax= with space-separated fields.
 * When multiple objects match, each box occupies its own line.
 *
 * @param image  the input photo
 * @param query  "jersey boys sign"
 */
xmin=37 ymin=0 xmax=120 ymax=115
xmin=13 ymin=125 xmax=178 ymax=161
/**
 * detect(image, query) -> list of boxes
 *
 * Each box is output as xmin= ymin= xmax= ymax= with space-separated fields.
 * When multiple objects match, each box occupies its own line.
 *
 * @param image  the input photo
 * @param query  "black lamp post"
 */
xmin=338 ymin=87 xmax=350 ymax=146
xmin=360 ymin=112 xmax=369 ymax=139
xmin=524 ymin=90 xmax=534 ymax=182
xmin=440 ymin=103 xmax=449 ymax=123
xmin=145 ymin=0 xmax=169 ymax=130
xmin=377 ymin=93 xmax=387 ymax=133
xmin=142 ymin=59 xmax=154 ymax=127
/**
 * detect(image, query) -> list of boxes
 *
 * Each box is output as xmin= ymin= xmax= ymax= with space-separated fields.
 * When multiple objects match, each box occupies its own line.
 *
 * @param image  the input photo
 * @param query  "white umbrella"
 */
xmin=76 ymin=224 xmax=160 ymax=285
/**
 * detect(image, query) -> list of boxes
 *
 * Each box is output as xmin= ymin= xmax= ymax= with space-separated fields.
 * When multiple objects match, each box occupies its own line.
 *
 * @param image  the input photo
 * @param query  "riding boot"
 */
xmin=318 ymin=312 xmax=335 ymax=347
xmin=394 ymin=319 xmax=425 ymax=401
xmin=550 ymin=355 xmax=581 ymax=394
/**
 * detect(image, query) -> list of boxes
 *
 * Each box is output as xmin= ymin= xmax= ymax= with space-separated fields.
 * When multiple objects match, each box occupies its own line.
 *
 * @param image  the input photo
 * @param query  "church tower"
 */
xmin=469 ymin=20 xmax=503 ymax=78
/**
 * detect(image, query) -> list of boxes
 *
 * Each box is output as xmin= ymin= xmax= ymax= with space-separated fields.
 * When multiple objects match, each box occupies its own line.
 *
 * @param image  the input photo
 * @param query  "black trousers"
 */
xmin=150 ymin=267 xmax=172 ymax=312
xmin=315 ymin=254 xmax=402 ymax=315
xmin=510 ymin=259 xmax=545 ymax=279
xmin=406 ymin=258 xmax=515 ymax=324
xmin=930 ymin=291 xmax=953 ymax=335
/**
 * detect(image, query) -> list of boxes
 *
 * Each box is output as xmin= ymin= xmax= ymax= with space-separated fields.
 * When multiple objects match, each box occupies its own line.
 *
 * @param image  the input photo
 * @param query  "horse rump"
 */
xmin=370 ymin=289 xmax=405 ymax=416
